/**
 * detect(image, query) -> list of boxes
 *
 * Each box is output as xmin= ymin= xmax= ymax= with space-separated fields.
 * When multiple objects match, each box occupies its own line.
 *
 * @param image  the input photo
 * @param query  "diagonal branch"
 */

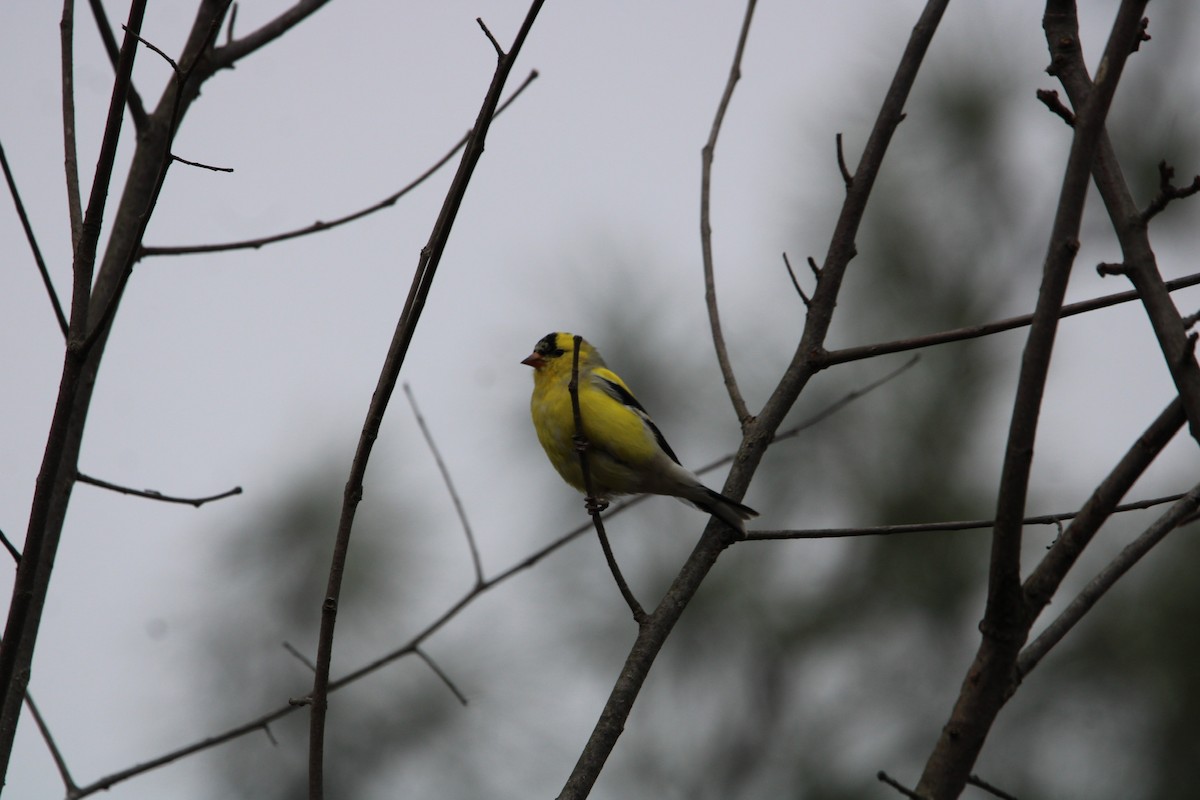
xmin=821 ymin=271 xmax=1200 ymax=367
xmin=403 ymin=383 xmax=484 ymax=587
xmin=138 ymin=70 xmax=538 ymax=259
xmin=86 ymin=0 xmax=148 ymax=130
xmin=0 ymin=139 xmax=67 ymax=337
xmin=305 ymin=6 xmax=546 ymax=799
xmin=1017 ymin=481 xmax=1200 ymax=679
xmin=24 ymin=692 xmax=78 ymax=797
xmin=700 ymin=0 xmax=757 ymax=426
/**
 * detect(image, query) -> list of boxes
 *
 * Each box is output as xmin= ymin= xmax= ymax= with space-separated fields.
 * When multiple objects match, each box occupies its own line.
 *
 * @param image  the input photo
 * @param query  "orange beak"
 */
xmin=521 ymin=352 xmax=544 ymax=368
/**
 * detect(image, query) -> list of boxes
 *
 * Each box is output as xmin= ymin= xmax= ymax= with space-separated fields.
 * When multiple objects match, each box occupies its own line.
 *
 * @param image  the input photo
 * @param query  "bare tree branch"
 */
xmin=821 ymin=271 xmax=1200 ymax=367
xmin=403 ymin=383 xmax=484 ymax=587
xmin=76 ymin=472 xmax=243 ymax=508
xmin=206 ymin=0 xmax=333 ymax=72
xmin=138 ymin=70 xmax=539 ymax=259
xmin=61 ymin=0 xmax=83 ymax=253
xmin=1017 ymin=482 xmax=1200 ymax=679
xmin=0 ymin=139 xmax=67 ymax=337
xmin=0 ymin=530 xmax=20 ymax=565
xmin=746 ymin=490 xmax=1190 ymax=541
xmin=86 ymin=0 xmax=148 ymax=130
xmin=701 ymin=0 xmax=757 ymax=426
xmin=1142 ymin=160 xmax=1200 ymax=221
xmin=414 ymin=647 xmax=469 ymax=706
xmin=306 ymin=6 xmax=546 ymax=798
xmin=1045 ymin=8 xmax=1200 ymax=446
xmin=916 ymin=2 xmax=1151 ymax=796
xmin=23 ymin=692 xmax=78 ymax=797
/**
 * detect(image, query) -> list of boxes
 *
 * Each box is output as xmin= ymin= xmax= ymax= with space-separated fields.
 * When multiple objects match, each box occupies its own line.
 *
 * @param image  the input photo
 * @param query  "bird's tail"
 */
xmin=692 ymin=486 xmax=758 ymax=534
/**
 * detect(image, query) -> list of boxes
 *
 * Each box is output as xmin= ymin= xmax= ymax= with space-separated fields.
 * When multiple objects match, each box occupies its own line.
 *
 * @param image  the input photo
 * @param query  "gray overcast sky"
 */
xmin=4 ymin=2 xmax=1200 ymax=798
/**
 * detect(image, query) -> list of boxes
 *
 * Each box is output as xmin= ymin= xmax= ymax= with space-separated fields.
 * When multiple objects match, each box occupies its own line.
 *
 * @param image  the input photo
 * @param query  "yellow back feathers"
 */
xmin=521 ymin=332 xmax=758 ymax=532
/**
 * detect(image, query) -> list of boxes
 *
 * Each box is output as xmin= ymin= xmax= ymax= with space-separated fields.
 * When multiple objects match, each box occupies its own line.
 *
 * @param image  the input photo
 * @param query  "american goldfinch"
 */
xmin=521 ymin=332 xmax=758 ymax=532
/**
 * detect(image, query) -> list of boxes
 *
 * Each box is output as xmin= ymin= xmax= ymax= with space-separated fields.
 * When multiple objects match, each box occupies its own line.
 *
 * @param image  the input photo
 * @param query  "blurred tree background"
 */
xmin=180 ymin=6 xmax=1200 ymax=797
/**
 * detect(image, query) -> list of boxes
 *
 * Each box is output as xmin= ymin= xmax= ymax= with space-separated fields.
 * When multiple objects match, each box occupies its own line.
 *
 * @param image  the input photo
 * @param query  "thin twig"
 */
xmin=877 ymin=771 xmax=925 ymax=799
xmin=403 ymin=383 xmax=484 ymax=586
xmin=76 ymin=472 xmax=243 ymax=508
xmin=171 ymin=154 xmax=234 ymax=172
xmin=120 ymin=25 xmax=181 ymax=72
xmin=781 ymin=252 xmax=810 ymax=306
xmin=967 ymin=773 xmax=1020 ymax=800
xmin=414 ymin=646 xmax=469 ymax=706
xmin=477 ymin=17 xmax=504 ymax=57
xmin=700 ymin=0 xmax=757 ymax=426
xmin=0 ymin=530 xmax=20 ymax=564
xmin=745 ymin=491 xmax=1189 ymax=541
xmin=835 ymin=132 xmax=853 ymax=187
xmin=0 ymin=139 xmax=67 ymax=337
xmin=61 ymin=0 xmax=83 ymax=253
xmin=86 ymin=0 xmax=148 ymax=129
xmin=822 ymin=271 xmax=1200 ymax=367
xmin=1142 ymin=159 xmax=1200 ymax=222
xmin=282 ymin=642 xmax=316 ymax=673
xmin=569 ymin=336 xmax=646 ymax=623
xmin=139 ymin=70 xmax=538 ymax=259
xmin=23 ymin=692 xmax=78 ymax=797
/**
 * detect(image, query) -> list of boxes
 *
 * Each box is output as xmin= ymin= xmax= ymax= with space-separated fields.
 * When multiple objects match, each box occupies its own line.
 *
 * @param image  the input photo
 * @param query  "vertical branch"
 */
xmin=61 ymin=0 xmax=83 ymax=252
xmin=700 ymin=0 xmax=757 ymax=426
xmin=0 ymin=140 xmax=67 ymax=337
xmin=0 ymin=0 xmax=148 ymax=775
xmin=915 ymin=2 xmax=1151 ymax=797
xmin=305 ymin=4 xmax=546 ymax=799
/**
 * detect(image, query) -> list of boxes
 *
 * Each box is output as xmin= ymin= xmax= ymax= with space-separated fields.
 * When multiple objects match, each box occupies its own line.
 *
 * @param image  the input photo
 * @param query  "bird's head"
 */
xmin=521 ymin=332 xmax=601 ymax=374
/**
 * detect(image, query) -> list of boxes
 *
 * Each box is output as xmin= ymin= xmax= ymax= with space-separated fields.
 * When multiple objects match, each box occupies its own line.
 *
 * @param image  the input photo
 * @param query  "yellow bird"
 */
xmin=521 ymin=332 xmax=758 ymax=532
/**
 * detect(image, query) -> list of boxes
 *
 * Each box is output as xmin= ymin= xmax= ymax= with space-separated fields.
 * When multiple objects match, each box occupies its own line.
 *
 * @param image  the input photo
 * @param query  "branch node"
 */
xmin=1141 ymin=160 xmax=1200 ymax=222
xmin=1132 ymin=16 xmax=1151 ymax=53
xmin=1096 ymin=261 xmax=1128 ymax=277
xmin=1035 ymin=88 xmax=1075 ymax=127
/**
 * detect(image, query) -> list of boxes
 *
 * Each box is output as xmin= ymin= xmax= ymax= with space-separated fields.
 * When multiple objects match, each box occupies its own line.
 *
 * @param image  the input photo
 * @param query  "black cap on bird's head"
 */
xmin=521 ymin=332 xmax=575 ymax=369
